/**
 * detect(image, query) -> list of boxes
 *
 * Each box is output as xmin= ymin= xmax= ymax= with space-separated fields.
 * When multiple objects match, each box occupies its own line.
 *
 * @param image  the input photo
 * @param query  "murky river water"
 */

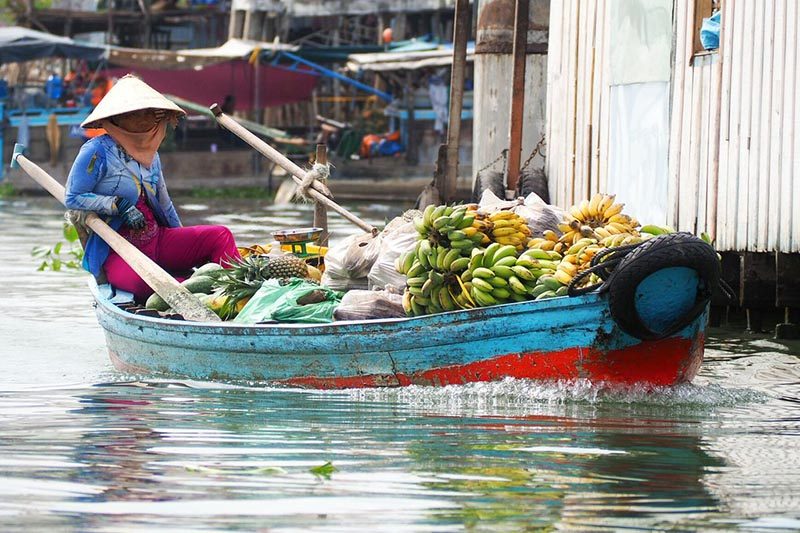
xmin=1 ymin=197 xmax=799 ymax=531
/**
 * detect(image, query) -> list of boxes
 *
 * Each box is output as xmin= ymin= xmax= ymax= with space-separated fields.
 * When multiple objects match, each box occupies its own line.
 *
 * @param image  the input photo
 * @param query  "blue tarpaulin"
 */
xmin=0 ymin=27 xmax=106 ymax=64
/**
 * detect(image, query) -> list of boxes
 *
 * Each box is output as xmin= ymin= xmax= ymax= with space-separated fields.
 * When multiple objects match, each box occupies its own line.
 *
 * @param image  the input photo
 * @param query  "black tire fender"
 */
xmin=605 ymin=232 xmax=720 ymax=340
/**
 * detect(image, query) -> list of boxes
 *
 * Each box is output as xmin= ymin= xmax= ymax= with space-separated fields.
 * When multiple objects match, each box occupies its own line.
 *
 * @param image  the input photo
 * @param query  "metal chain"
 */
xmin=475 ymin=148 xmax=508 ymax=175
xmin=520 ymin=134 xmax=547 ymax=171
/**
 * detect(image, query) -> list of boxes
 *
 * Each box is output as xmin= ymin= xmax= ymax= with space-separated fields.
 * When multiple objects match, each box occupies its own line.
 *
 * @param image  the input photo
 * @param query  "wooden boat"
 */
xmin=93 ymin=264 xmax=709 ymax=389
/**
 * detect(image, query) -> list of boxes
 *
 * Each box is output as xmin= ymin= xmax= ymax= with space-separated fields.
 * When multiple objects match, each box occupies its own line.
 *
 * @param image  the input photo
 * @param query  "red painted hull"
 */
xmin=277 ymin=334 xmax=705 ymax=389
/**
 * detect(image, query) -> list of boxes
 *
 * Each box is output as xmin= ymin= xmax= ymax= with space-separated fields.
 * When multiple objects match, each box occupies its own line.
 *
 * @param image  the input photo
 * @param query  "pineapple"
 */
xmin=208 ymin=254 xmax=309 ymax=319
xmin=265 ymin=254 xmax=308 ymax=280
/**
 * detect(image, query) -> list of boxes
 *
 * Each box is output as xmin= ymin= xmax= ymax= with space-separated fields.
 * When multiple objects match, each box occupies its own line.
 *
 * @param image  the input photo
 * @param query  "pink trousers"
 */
xmin=104 ymin=225 xmax=241 ymax=302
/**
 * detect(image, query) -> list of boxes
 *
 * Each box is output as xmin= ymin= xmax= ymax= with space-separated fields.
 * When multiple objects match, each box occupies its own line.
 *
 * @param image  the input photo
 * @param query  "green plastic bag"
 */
xmin=233 ymin=278 xmax=342 ymax=324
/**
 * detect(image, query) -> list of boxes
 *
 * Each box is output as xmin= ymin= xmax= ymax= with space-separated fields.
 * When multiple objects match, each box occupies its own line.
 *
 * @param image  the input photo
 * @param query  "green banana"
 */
xmin=535 ymin=290 xmax=557 ymax=300
xmin=511 ymin=265 xmax=535 ymax=281
xmin=447 ymin=230 xmax=467 ymax=242
xmin=483 ymin=243 xmax=502 ymax=266
xmin=491 ymin=265 xmax=515 ymax=279
xmin=407 ymin=261 xmax=426 ymax=279
xmin=524 ymin=249 xmax=552 ymax=260
xmin=433 ymin=216 xmax=452 ymax=230
xmin=491 ymin=287 xmax=511 ymax=299
xmin=448 ymin=209 xmax=465 ymax=228
xmin=472 ymin=287 xmax=497 ymax=306
xmin=493 ymin=256 xmax=517 ymax=268
xmin=488 ymin=276 xmax=508 ymax=288
xmin=407 ymin=276 xmax=427 ymax=287
xmin=417 ymin=240 xmax=432 ymax=269
xmin=429 ymin=269 xmax=445 ymax=286
xmin=508 ymin=275 xmax=527 ymax=295
xmin=450 ymin=257 xmax=471 ymax=272
xmin=408 ymin=286 xmax=424 ymax=297
xmin=490 ymin=245 xmax=518 ymax=265
xmin=539 ymin=275 xmax=562 ymax=292
xmin=640 ymin=224 xmax=669 ymax=235
xmin=509 ymin=292 xmax=527 ymax=302
xmin=402 ymin=251 xmax=416 ymax=274
xmin=458 ymin=215 xmax=475 ymax=229
xmin=439 ymin=289 xmax=456 ymax=311
xmin=413 ymin=216 xmax=428 ymax=235
xmin=410 ymin=296 xmax=426 ymax=316
xmin=421 ymin=278 xmax=434 ymax=297
xmin=422 ymin=205 xmax=436 ymax=226
xmin=442 ymin=248 xmax=461 ymax=270
xmin=529 ymin=284 xmax=549 ymax=298
xmin=449 ymin=239 xmax=474 ymax=250
xmin=472 ymin=267 xmax=495 ymax=279
xmin=555 ymin=286 xmax=569 ymax=297
xmin=471 ymin=278 xmax=494 ymax=292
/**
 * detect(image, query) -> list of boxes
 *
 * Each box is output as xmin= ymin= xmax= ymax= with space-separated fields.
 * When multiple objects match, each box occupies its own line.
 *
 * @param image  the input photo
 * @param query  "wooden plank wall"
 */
xmin=545 ymin=0 xmax=610 ymax=210
xmin=671 ymin=0 xmax=799 ymax=253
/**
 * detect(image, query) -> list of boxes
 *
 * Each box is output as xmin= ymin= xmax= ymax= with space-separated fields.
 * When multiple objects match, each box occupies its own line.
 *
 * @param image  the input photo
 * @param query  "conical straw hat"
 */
xmin=81 ymin=74 xmax=185 ymax=128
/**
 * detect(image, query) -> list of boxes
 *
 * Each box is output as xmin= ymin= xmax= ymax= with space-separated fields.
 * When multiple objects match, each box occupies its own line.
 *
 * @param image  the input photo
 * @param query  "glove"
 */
xmin=115 ymin=196 xmax=146 ymax=230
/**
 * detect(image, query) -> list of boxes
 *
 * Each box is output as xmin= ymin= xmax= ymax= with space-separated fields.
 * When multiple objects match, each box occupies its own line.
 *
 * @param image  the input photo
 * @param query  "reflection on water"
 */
xmin=0 ymin=198 xmax=799 ymax=531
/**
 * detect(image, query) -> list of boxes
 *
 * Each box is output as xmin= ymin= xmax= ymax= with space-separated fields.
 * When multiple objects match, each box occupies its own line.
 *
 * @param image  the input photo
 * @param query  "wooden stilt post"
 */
xmin=438 ymin=0 xmax=470 ymax=203
xmin=506 ymin=0 xmax=529 ymax=197
xmin=314 ymin=144 xmax=329 ymax=247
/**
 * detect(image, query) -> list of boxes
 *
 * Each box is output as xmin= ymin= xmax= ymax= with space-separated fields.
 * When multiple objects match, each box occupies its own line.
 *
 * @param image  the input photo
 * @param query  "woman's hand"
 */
xmin=115 ymin=197 xmax=146 ymax=229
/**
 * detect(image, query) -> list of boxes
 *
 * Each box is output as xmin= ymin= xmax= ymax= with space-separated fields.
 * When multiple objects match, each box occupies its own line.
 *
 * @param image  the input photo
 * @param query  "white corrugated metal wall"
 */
xmin=546 ymin=0 xmax=611 ymax=210
xmin=670 ymin=0 xmax=800 ymax=253
xmin=548 ymin=0 xmax=800 ymax=253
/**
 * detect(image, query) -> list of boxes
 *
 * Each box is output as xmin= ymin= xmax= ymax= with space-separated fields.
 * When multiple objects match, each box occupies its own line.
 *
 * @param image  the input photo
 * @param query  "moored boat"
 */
xmin=94 ymin=263 xmax=709 ymax=388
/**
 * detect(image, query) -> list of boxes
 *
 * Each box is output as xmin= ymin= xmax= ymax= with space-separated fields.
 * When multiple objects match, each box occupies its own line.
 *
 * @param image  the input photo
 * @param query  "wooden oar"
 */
xmin=210 ymin=104 xmax=378 ymax=236
xmin=10 ymin=144 xmax=221 ymax=323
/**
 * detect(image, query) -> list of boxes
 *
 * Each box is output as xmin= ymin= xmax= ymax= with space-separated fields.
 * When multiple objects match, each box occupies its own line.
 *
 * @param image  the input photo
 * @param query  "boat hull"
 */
xmin=92 ymin=280 xmax=706 ymax=388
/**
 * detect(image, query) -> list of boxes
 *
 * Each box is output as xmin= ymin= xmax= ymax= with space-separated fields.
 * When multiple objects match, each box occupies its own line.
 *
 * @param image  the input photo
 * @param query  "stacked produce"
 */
xmin=145 ymin=253 xmax=318 ymax=319
xmin=398 ymin=195 xmax=678 ymax=317
xmin=413 ymin=203 xmax=491 ymax=252
xmin=486 ymin=210 xmax=532 ymax=251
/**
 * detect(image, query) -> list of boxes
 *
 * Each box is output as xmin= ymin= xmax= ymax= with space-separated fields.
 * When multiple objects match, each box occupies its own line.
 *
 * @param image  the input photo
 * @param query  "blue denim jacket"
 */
xmin=65 ymin=135 xmax=181 ymax=276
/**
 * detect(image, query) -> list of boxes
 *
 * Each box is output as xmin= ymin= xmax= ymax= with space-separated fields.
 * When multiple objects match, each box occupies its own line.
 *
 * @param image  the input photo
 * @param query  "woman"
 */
xmin=66 ymin=74 xmax=240 ymax=302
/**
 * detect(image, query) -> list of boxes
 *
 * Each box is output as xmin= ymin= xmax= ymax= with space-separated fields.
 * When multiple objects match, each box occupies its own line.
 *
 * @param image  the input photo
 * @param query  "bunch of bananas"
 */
xmin=549 ymin=237 xmax=604 ymax=287
xmin=556 ymin=193 xmax=641 ymax=244
xmin=459 ymin=244 xmax=567 ymax=306
xmin=414 ymin=204 xmax=491 ymax=256
xmin=486 ymin=210 xmax=531 ymax=251
xmin=397 ymin=236 xmax=476 ymax=316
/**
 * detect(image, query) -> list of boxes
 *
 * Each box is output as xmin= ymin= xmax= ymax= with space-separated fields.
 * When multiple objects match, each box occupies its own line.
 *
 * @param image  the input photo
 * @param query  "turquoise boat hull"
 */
xmin=90 ymin=268 xmax=707 ymax=388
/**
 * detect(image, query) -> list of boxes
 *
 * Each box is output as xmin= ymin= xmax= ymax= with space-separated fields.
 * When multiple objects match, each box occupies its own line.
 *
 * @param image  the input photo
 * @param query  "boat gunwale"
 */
xmin=89 ymin=278 xmax=606 ymax=335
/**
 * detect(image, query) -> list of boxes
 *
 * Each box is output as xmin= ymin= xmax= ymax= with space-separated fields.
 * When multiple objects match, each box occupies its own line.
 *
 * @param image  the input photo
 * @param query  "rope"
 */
xmin=566 ymin=241 xmax=644 ymax=296
xmin=520 ymin=134 xmax=546 ymax=171
xmin=296 ymin=162 xmax=332 ymax=201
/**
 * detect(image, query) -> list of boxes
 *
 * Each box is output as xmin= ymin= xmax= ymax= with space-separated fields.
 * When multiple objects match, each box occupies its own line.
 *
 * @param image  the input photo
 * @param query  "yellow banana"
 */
xmin=493 ymin=226 xmax=521 ymax=237
xmin=603 ymin=202 xmax=624 ymax=219
xmin=588 ymin=193 xmax=603 ymax=218
xmin=554 ymin=269 xmax=574 ymax=285
xmin=593 ymin=226 xmax=612 ymax=238
xmin=597 ymin=193 xmax=615 ymax=214
xmin=543 ymin=230 xmax=559 ymax=242
xmin=489 ymin=210 xmax=516 ymax=221
xmin=579 ymin=199 xmax=592 ymax=219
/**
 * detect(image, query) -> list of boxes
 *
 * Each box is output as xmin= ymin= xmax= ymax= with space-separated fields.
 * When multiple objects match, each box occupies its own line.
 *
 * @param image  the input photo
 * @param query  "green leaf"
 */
xmin=309 ymin=461 xmax=337 ymax=479
xmin=64 ymin=223 xmax=79 ymax=243
xmin=31 ymin=246 xmax=51 ymax=258
xmin=53 ymin=241 xmax=63 ymax=255
xmin=37 ymin=261 xmax=48 ymax=271
xmin=52 ymin=258 xmax=62 ymax=271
